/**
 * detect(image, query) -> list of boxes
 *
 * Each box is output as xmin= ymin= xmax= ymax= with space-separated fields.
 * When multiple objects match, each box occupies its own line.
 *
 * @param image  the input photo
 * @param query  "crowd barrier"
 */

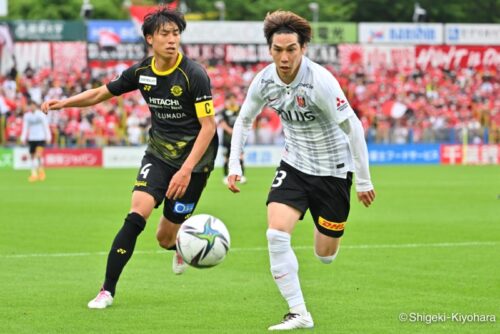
xmin=1 ymin=144 xmax=499 ymax=170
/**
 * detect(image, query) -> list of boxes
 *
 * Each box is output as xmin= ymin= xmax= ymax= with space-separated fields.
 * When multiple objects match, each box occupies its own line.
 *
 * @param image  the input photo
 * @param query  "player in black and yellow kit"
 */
xmin=219 ymin=93 xmax=246 ymax=184
xmin=41 ymin=7 xmax=217 ymax=309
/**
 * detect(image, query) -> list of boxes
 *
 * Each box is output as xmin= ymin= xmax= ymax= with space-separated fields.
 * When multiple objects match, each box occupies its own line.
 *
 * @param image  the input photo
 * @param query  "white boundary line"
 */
xmin=1 ymin=241 xmax=497 ymax=259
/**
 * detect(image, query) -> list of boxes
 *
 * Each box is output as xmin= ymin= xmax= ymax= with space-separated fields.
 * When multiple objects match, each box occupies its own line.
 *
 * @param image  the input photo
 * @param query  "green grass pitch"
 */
xmin=0 ymin=165 xmax=498 ymax=333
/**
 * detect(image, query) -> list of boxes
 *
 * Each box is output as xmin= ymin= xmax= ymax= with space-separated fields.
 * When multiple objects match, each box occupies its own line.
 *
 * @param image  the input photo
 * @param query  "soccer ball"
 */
xmin=176 ymin=214 xmax=230 ymax=268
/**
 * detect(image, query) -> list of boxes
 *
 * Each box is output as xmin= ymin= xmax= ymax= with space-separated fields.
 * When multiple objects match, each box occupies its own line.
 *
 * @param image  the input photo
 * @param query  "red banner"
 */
xmin=440 ymin=145 xmax=500 ymax=165
xmin=416 ymin=45 xmax=500 ymax=70
xmin=43 ymin=148 xmax=103 ymax=167
xmin=338 ymin=44 xmax=415 ymax=71
xmin=51 ymin=42 xmax=87 ymax=71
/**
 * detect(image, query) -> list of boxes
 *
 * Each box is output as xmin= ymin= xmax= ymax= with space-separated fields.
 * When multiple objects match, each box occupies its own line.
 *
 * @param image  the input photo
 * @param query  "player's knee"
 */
xmin=156 ymin=232 xmax=176 ymax=249
xmin=314 ymin=248 xmax=339 ymax=264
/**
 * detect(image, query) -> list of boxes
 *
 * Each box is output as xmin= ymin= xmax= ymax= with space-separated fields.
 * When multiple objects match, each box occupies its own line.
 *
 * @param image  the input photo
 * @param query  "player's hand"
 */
xmin=166 ymin=167 xmax=192 ymax=200
xmin=357 ymin=189 xmax=376 ymax=208
xmin=227 ymin=174 xmax=241 ymax=193
xmin=41 ymin=100 xmax=63 ymax=114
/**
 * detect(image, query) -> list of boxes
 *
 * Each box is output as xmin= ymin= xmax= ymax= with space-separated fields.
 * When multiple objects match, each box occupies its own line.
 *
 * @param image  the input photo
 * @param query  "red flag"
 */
xmin=98 ymin=30 xmax=121 ymax=48
xmin=129 ymin=1 xmax=179 ymax=27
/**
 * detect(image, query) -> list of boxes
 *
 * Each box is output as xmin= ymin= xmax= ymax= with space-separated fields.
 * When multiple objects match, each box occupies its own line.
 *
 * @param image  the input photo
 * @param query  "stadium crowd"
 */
xmin=1 ymin=60 xmax=499 ymax=147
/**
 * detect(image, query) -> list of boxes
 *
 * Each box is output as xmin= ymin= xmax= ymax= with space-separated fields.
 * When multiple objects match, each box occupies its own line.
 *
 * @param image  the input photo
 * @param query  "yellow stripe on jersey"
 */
xmin=318 ymin=216 xmax=345 ymax=231
xmin=195 ymin=100 xmax=215 ymax=118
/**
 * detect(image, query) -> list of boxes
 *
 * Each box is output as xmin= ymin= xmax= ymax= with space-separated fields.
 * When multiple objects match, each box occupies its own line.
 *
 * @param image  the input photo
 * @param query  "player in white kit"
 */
xmin=21 ymin=100 xmax=51 ymax=182
xmin=227 ymin=11 xmax=376 ymax=331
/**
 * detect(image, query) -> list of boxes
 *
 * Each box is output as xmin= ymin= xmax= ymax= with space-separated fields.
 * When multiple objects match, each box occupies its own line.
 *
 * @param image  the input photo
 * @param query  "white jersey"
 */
xmin=21 ymin=110 xmax=52 ymax=142
xmin=229 ymin=56 xmax=373 ymax=191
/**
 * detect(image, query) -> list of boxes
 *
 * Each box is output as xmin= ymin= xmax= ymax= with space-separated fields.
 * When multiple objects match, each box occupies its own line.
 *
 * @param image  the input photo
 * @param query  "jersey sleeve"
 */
xmin=189 ymin=65 xmax=215 ymax=118
xmin=341 ymin=115 xmax=373 ymax=192
xmin=316 ymin=69 xmax=354 ymax=124
xmin=228 ymin=72 xmax=266 ymax=176
xmin=106 ymin=65 xmax=138 ymax=96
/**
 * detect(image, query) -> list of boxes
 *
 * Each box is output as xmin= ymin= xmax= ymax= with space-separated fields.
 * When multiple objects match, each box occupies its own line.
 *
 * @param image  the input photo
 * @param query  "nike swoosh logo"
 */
xmin=273 ymin=273 xmax=288 ymax=280
xmin=268 ymin=97 xmax=279 ymax=102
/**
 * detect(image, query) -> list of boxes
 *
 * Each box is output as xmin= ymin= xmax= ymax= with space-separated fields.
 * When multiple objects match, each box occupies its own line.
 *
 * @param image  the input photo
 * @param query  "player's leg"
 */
xmin=35 ymin=145 xmax=46 ymax=181
xmin=156 ymin=171 xmax=210 ymax=274
xmin=222 ymin=142 xmax=230 ymax=184
xmin=314 ymin=228 xmax=341 ymax=263
xmin=28 ymin=141 xmax=38 ymax=182
xmin=156 ymin=216 xmax=186 ymax=274
xmin=309 ymin=172 xmax=352 ymax=264
xmin=89 ymin=154 xmax=165 ymax=309
xmin=88 ymin=190 xmax=155 ymax=309
xmin=266 ymin=162 xmax=314 ymax=330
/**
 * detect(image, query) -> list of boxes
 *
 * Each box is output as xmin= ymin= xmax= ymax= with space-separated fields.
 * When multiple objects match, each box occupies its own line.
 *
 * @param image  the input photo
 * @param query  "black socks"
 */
xmin=103 ymin=212 xmax=146 ymax=296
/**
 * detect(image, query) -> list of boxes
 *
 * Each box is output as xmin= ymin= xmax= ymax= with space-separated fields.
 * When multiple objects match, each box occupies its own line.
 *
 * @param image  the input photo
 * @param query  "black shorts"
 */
xmin=133 ymin=153 xmax=210 ymax=224
xmin=266 ymin=161 xmax=352 ymax=238
xmin=28 ymin=141 xmax=45 ymax=154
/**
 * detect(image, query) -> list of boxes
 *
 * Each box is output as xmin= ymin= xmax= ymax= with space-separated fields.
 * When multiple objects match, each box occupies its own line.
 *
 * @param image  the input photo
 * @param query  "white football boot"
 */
xmin=87 ymin=289 xmax=113 ymax=309
xmin=268 ymin=312 xmax=314 ymax=331
xmin=172 ymin=251 xmax=188 ymax=275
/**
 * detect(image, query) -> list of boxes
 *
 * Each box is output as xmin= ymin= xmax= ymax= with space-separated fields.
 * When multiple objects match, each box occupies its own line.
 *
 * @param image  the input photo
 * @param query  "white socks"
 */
xmin=31 ymin=158 xmax=39 ymax=176
xmin=267 ymin=229 xmax=307 ymax=315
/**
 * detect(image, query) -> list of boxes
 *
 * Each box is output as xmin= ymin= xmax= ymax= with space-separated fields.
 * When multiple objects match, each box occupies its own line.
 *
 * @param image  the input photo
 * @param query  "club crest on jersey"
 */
xmin=170 ymin=85 xmax=183 ymax=97
xmin=296 ymin=95 xmax=306 ymax=108
xmin=139 ymin=75 xmax=157 ymax=86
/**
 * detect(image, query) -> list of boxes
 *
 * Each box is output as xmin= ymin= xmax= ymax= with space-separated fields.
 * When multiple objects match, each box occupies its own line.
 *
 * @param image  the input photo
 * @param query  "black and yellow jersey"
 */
xmin=221 ymin=105 xmax=240 ymax=145
xmin=106 ymin=54 xmax=218 ymax=172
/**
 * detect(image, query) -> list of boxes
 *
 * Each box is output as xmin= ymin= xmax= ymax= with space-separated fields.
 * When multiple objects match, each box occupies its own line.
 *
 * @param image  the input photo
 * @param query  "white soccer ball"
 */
xmin=176 ymin=214 xmax=230 ymax=268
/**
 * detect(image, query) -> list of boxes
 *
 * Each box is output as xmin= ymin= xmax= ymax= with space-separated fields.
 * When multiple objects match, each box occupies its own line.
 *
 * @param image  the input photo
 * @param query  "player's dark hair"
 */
xmin=142 ymin=6 xmax=186 ymax=38
xmin=263 ymin=10 xmax=312 ymax=47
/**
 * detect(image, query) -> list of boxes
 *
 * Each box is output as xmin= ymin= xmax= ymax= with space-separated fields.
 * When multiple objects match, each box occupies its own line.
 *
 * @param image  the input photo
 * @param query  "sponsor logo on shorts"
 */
xmin=318 ymin=216 xmax=345 ymax=231
xmin=174 ymin=202 xmax=195 ymax=214
xmin=135 ymin=181 xmax=147 ymax=187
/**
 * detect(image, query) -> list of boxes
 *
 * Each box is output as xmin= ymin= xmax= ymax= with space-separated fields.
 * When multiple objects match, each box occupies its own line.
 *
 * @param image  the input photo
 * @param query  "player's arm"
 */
xmin=184 ymin=114 xmax=217 ymax=170
xmin=166 ymin=65 xmax=217 ymax=200
xmin=227 ymin=79 xmax=265 ymax=193
xmin=339 ymin=115 xmax=375 ymax=207
xmin=41 ymin=85 xmax=113 ymax=113
xmin=319 ymin=70 xmax=375 ymax=207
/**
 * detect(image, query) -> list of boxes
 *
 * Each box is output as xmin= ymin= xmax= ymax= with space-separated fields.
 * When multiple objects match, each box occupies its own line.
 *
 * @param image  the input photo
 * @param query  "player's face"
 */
xmin=147 ymin=22 xmax=181 ymax=60
xmin=270 ymin=33 xmax=305 ymax=84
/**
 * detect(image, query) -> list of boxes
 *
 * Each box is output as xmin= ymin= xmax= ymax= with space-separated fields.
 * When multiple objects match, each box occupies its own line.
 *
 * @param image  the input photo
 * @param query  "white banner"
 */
xmin=103 ymin=146 xmax=145 ymax=168
xmin=102 ymin=145 xmax=283 ymax=169
xmin=13 ymin=147 xmax=30 ymax=170
xmin=359 ymin=23 xmax=443 ymax=44
xmin=184 ymin=22 xmax=264 ymax=44
xmin=445 ymin=24 xmax=500 ymax=45
xmin=1 ymin=42 xmax=51 ymax=72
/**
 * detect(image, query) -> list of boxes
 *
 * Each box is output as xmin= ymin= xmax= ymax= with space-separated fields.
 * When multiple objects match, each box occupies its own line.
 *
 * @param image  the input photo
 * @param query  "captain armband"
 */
xmin=195 ymin=100 xmax=215 ymax=118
